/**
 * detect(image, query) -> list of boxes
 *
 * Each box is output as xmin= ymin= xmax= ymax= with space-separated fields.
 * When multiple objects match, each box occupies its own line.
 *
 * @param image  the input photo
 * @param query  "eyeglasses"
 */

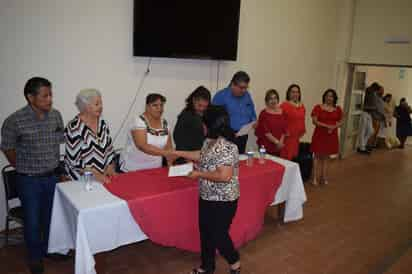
xmin=267 ymin=96 xmax=278 ymax=102
xmin=235 ymin=84 xmax=248 ymax=90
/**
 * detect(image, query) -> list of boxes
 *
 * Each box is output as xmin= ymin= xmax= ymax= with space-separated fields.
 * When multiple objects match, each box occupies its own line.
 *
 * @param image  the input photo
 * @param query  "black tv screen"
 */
xmin=133 ymin=0 xmax=241 ymax=60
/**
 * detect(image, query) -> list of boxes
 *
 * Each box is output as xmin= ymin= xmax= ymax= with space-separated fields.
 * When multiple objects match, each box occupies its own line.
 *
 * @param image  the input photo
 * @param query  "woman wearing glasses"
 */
xmin=255 ymin=89 xmax=287 ymax=156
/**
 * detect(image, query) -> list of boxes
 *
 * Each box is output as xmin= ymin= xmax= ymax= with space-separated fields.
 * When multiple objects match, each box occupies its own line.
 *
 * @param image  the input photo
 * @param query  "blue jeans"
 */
xmin=16 ymin=174 xmax=58 ymax=261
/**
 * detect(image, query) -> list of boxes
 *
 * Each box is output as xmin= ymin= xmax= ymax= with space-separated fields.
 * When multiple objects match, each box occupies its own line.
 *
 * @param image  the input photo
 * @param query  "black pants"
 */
xmin=234 ymin=135 xmax=248 ymax=154
xmin=199 ymin=198 xmax=239 ymax=272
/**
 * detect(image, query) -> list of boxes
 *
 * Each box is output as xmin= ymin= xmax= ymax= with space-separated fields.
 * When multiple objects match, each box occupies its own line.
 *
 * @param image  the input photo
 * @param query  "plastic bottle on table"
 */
xmin=258 ymin=146 xmax=266 ymax=164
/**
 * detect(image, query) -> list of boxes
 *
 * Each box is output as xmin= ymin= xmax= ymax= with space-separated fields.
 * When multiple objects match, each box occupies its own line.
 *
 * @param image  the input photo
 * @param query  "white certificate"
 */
xmin=236 ymin=121 xmax=256 ymax=137
xmin=168 ymin=162 xmax=194 ymax=177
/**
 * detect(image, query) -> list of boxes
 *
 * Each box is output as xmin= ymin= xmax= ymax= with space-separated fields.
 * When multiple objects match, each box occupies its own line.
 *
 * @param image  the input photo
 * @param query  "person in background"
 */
xmin=119 ymin=93 xmax=174 ymax=172
xmin=255 ymin=89 xmax=287 ymax=157
xmin=65 ymin=89 xmax=117 ymax=184
xmin=173 ymin=86 xmax=211 ymax=163
xmin=280 ymin=84 xmax=306 ymax=160
xmin=383 ymin=94 xmax=394 ymax=127
xmin=365 ymin=82 xmax=385 ymax=150
xmin=357 ymin=83 xmax=381 ymax=154
xmin=382 ymin=94 xmax=396 ymax=148
xmin=394 ymin=98 xmax=412 ymax=149
xmin=310 ymin=89 xmax=344 ymax=186
xmin=212 ymin=71 xmax=257 ymax=154
xmin=1 ymin=77 xmax=67 ymax=274
xmin=173 ymin=106 xmax=241 ymax=274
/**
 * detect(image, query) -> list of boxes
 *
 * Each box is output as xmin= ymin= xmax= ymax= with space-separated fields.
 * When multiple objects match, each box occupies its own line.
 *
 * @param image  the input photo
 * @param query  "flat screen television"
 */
xmin=133 ymin=0 xmax=241 ymax=60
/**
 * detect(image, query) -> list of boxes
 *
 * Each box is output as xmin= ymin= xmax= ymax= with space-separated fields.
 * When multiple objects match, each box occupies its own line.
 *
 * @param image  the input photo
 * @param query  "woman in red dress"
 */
xmin=255 ymin=89 xmax=287 ymax=156
xmin=280 ymin=84 xmax=306 ymax=160
xmin=311 ymin=89 xmax=344 ymax=186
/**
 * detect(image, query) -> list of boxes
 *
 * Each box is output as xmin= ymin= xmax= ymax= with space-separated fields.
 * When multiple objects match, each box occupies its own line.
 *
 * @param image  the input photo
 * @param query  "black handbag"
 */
xmin=292 ymin=142 xmax=313 ymax=182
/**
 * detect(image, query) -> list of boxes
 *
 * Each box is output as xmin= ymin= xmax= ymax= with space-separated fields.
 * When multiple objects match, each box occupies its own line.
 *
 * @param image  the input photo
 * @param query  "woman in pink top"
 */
xmin=255 ymin=89 xmax=287 ymax=156
xmin=280 ymin=84 xmax=306 ymax=160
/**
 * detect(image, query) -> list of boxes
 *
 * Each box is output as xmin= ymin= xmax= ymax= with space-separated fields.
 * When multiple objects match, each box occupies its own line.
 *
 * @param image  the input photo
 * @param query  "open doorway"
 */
xmin=340 ymin=65 xmax=412 ymax=158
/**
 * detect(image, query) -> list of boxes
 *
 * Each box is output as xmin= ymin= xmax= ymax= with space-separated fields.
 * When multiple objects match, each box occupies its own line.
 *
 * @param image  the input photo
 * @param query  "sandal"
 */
xmin=230 ymin=267 xmax=241 ymax=274
xmin=311 ymin=179 xmax=319 ymax=186
xmin=190 ymin=268 xmax=213 ymax=274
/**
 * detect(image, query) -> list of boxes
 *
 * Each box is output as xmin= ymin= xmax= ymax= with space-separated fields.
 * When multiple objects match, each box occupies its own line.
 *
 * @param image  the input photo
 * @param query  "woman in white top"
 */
xmin=120 ymin=93 xmax=173 ymax=172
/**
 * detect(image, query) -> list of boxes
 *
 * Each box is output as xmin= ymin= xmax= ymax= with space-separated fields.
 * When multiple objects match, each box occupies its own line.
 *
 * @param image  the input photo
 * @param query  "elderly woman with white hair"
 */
xmin=64 ymin=89 xmax=117 ymax=183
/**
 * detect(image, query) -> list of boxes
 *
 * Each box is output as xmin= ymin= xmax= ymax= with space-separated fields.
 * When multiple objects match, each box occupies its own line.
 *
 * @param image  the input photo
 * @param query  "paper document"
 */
xmin=168 ymin=162 xmax=194 ymax=177
xmin=236 ymin=122 xmax=255 ymax=137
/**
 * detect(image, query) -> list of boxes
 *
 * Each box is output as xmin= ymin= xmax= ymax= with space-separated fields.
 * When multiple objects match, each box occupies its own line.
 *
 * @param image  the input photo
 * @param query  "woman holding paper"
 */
xmin=173 ymin=106 xmax=241 ymax=274
xmin=173 ymin=86 xmax=211 ymax=164
xmin=119 ymin=93 xmax=174 ymax=172
xmin=280 ymin=84 xmax=306 ymax=160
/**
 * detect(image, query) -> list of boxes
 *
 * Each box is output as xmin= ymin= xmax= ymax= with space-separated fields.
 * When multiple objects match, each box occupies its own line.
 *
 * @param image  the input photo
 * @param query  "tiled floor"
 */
xmin=1 ymin=147 xmax=412 ymax=274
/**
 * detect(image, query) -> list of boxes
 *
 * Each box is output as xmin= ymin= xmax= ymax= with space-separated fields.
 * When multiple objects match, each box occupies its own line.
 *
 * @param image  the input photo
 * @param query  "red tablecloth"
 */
xmin=105 ymin=160 xmax=285 ymax=252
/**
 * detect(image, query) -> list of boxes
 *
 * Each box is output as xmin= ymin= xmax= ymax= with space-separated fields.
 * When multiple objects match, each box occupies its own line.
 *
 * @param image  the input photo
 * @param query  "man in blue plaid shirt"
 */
xmin=1 ymin=77 xmax=66 ymax=274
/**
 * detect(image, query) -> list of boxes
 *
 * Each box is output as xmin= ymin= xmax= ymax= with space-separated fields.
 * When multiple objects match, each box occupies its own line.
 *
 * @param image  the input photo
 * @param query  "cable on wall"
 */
xmin=216 ymin=60 xmax=221 ymax=91
xmin=113 ymin=57 xmax=152 ymax=143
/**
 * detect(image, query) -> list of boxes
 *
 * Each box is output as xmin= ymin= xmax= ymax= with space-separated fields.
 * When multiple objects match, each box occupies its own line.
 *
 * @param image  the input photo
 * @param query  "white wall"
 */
xmin=350 ymin=0 xmax=412 ymax=66
xmin=0 ymin=0 xmax=343 ymax=230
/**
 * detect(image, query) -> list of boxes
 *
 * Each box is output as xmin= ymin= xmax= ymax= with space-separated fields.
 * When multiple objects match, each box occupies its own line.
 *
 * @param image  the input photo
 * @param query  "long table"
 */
xmin=48 ymin=156 xmax=306 ymax=274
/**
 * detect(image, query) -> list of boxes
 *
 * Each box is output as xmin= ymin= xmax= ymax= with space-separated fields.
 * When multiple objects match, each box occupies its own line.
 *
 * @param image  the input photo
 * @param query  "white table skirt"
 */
xmin=48 ymin=156 xmax=306 ymax=274
xmin=269 ymin=156 xmax=307 ymax=222
xmin=48 ymin=182 xmax=148 ymax=274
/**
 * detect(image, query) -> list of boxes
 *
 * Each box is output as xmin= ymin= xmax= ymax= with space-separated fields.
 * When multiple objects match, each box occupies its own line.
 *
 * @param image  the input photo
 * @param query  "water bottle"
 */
xmin=258 ymin=146 xmax=266 ymax=164
xmin=83 ymin=170 xmax=93 ymax=191
xmin=246 ymin=151 xmax=254 ymax=166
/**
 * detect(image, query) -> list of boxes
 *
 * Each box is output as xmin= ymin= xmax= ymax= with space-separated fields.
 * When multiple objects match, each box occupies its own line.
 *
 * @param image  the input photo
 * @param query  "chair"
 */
xmin=1 ymin=165 xmax=24 ymax=246
xmin=113 ymin=149 xmax=122 ymax=173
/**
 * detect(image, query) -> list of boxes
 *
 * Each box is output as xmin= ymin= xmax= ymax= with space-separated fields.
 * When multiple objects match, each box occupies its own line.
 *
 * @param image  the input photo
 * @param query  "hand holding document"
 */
xmin=236 ymin=121 xmax=256 ymax=137
xmin=168 ymin=162 xmax=194 ymax=177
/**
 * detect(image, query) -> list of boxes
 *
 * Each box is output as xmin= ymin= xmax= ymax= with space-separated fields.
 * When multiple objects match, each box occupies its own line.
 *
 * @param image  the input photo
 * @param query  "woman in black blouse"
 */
xmin=173 ymin=86 xmax=211 ymax=163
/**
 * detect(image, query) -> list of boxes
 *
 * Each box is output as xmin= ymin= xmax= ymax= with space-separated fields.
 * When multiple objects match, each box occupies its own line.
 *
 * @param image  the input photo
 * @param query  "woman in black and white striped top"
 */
xmin=64 ymin=89 xmax=117 ymax=183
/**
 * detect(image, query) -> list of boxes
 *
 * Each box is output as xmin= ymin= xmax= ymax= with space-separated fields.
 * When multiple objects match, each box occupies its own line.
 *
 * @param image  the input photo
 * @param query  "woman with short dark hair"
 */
xmin=174 ymin=106 xmax=241 ymax=274
xmin=255 ymin=89 xmax=287 ymax=156
xmin=310 ymin=89 xmax=343 ymax=185
xmin=119 ymin=93 xmax=173 ymax=171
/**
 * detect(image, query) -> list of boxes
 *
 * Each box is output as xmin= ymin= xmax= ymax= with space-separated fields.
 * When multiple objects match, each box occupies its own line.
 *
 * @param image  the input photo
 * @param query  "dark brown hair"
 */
xmin=286 ymin=84 xmax=301 ymax=101
xmin=146 ymin=93 xmax=166 ymax=105
xmin=265 ymin=89 xmax=280 ymax=104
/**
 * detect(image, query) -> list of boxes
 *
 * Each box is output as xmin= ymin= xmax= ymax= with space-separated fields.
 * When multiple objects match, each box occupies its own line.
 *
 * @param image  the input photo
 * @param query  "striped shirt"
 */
xmin=64 ymin=116 xmax=114 ymax=180
xmin=1 ymin=105 xmax=64 ymax=174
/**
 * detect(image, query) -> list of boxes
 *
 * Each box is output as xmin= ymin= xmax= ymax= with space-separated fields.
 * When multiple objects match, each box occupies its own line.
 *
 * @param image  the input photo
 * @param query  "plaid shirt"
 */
xmin=1 ymin=105 xmax=64 ymax=174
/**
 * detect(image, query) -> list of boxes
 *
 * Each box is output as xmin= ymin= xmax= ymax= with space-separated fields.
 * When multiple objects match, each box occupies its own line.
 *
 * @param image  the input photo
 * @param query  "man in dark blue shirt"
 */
xmin=212 ymin=71 xmax=257 ymax=153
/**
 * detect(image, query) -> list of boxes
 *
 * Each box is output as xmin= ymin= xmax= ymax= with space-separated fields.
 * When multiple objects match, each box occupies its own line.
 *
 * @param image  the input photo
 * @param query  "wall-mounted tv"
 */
xmin=133 ymin=0 xmax=241 ymax=61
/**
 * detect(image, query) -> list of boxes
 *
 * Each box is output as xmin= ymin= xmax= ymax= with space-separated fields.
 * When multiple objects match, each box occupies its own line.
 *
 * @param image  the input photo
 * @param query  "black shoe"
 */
xmin=28 ymin=260 xmax=44 ymax=274
xmin=357 ymin=148 xmax=370 ymax=155
xmin=45 ymin=252 xmax=73 ymax=261
xmin=230 ymin=267 xmax=241 ymax=274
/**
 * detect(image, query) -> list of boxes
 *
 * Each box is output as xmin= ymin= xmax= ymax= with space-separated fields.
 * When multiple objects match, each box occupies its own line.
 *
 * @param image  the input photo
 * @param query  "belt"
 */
xmin=17 ymin=169 xmax=57 ymax=178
